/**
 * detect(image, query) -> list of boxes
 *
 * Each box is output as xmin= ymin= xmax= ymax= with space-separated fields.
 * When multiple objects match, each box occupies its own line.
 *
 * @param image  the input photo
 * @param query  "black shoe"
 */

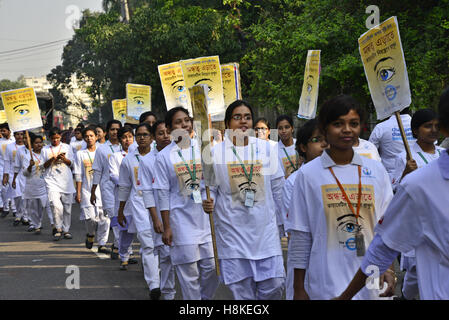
xmin=85 ymin=234 xmax=94 ymax=249
xmin=120 ymin=261 xmax=128 ymax=270
xmin=13 ymin=219 xmax=20 ymax=226
xmin=27 ymin=226 xmax=35 ymax=232
xmin=0 ymin=210 xmax=8 ymax=218
xmin=150 ymin=288 xmax=161 ymax=300
xmin=98 ymin=246 xmax=111 ymax=254
xmin=128 ymin=257 xmax=138 ymax=264
xmin=110 ymin=245 xmax=119 ymax=260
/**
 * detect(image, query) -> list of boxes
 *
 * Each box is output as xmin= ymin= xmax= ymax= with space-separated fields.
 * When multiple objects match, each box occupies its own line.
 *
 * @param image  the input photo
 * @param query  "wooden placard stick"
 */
xmin=25 ymin=130 xmax=33 ymax=160
xmin=394 ymin=111 xmax=413 ymax=160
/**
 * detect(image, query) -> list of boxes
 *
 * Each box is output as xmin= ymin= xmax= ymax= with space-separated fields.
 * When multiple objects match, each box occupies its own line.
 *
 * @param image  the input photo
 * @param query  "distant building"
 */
xmin=24 ymin=75 xmax=96 ymax=129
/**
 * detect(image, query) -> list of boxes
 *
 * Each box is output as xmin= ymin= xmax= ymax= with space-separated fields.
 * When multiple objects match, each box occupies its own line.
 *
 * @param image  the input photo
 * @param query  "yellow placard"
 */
xmin=189 ymin=85 xmax=210 ymax=141
xmin=297 ymin=50 xmax=320 ymax=119
xmin=221 ymin=63 xmax=242 ymax=107
xmin=180 ymin=56 xmax=225 ymax=120
xmin=126 ymin=83 xmax=151 ymax=118
xmin=0 ymin=87 xmax=43 ymax=132
xmin=359 ymin=16 xmax=411 ymax=120
xmin=112 ymin=99 xmax=139 ymax=125
xmin=0 ymin=110 xmax=7 ymax=124
xmin=158 ymin=61 xmax=192 ymax=113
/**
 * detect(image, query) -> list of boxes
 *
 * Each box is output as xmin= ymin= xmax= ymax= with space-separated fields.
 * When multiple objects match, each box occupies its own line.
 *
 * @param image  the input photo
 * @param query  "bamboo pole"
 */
xmin=206 ymin=186 xmax=220 ymax=276
xmin=25 ymin=130 xmax=33 ymax=160
xmin=394 ymin=111 xmax=413 ymax=160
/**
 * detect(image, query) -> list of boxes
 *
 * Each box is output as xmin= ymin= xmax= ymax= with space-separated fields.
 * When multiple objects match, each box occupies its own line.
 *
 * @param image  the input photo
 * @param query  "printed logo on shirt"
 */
xmin=362 ymin=167 xmax=372 ymax=176
xmin=391 ymin=127 xmax=414 ymax=141
xmin=281 ymin=153 xmax=300 ymax=179
xmin=173 ymin=160 xmax=203 ymax=197
xmin=358 ymin=153 xmax=373 ymax=160
xmin=227 ymin=160 xmax=265 ymax=207
xmin=1 ymin=144 xmax=7 ymax=155
xmin=83 ymin=159 xmax=94 ymax=181
xmin=321 ymin=184 xmax=376 ymax=252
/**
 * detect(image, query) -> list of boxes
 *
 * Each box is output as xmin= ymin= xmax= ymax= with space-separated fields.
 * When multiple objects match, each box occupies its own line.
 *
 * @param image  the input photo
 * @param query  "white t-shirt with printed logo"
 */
xmin=74 ymin=148 xmax=101 ymax=209
xmin=287 ymin=150 xmax=393 ymax=300
xmin=277 ymin=139 xmax=300 ymax=179
xmin=41 ymin=143 xmax=75 ymax=194
xmin=70 ymin=139 xmax=86 ymax=155
xmin=353 ymin=138 xmax=381 ymax=162
xmin=152 ymin=139 xmax=211 ymax=246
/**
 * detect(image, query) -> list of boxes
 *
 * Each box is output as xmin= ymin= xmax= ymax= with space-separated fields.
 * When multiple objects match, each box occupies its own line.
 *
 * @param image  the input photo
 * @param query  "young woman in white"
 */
xmin=388 ymin=108 xmax=444 ymax=300
xmin=70 ymin=127 xmax=87 ymax=154
xmin=16 ymin=135 xmax=52 ymax=234
xmin=289 ymin=95 xmax=396 ymax=300
xmin=74 ymin=127 xmax=110 ymax=253
xmin=90 ymin=120 xmax=122 ymax=258
xmin=153 ymin=106 xmax=219 ymax=300
xmin=276 ymin=115 xmax=301 ymax=179
xmin=95 ymin=125 xmax=107 ymax=145
xmin=202 ymin=100 xmax=285 ymax=300
xmin=42 ymin=127 xmax=76 ymax=241
xmin=109 ymin=126 xmax=137 ymax=268
xmin=0 ymin=123 xmax=15 ymax=217
xmin=4 ymin=131 xmax=27 ymax=226
xmin=283 ymin=119 xmax=328 ymax=300
xmin=117 ymin=123 xmax=161 ymax=300
xmin=336 ymin=87 xmax=449 ymax=300
xmin=139 ymin=120 xmax=176 ymax=300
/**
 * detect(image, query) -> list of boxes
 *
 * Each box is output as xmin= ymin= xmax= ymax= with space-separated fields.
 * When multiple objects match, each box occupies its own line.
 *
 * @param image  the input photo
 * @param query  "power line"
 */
xmin=0 ymin=48 xmax=61 ymax=63
xmin=0 ymin=39 xmax=70 ymax=55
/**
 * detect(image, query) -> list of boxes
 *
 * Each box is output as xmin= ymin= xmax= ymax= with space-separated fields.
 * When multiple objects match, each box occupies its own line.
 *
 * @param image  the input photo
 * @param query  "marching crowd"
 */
xmin=1 ymin=88 xmax=448 ymax=300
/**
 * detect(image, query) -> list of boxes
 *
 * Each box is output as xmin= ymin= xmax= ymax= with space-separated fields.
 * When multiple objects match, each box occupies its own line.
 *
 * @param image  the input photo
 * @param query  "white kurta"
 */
xmin=92 ymin=141 xmax=121 ymax=211
xmin=74 ymin=148 xmax=102 ymax=210
xmin=41 ymin=143 xmax=76 ymax=194
xmin=375 ymin=150 xmax=449 ymax=299
xmin=5 ymin=143 xmax=26 ymax=198
xmin=287 ymin=151 xmax=393 ymax=300
xmin=17 ymin=151 xmax=47 ymax=203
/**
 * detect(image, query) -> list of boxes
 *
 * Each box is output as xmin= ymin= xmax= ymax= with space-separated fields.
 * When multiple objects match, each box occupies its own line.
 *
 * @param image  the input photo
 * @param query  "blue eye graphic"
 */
xmin=13 ymin=104 xmax=30 ymax=116
xmin=133 ymin=96 xmax=144 ymax=105
xmin=378 ymin=68 xmax=395 ymax=82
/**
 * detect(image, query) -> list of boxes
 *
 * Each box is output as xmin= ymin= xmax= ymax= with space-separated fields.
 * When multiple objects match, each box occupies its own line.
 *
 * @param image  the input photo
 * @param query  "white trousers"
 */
xmin=175 ymin=258 xmax=219 ymax=300
xmin=27 ymin=198 xmax=50 ymax=228
xmin=14 ymin=196 xmax=27 ymax=221
xmin=156 ymin=245 xmax=176 ymax=300
xmin=48 ymin=191 xmax=73 ymax=232
xmin=84 ymin=206 xmax=110 ymax=246
xmin=119 ymin=230 xmax=135 ymax=262
xmin=137 ymin=229 xmax=161 ymax=291
xmin=228 ymin=277 xmax=285 ymax=300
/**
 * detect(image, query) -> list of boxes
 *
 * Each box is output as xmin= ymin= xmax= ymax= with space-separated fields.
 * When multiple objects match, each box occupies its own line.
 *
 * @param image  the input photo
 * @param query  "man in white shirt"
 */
xmin=369 ymin=108 xmax=415 ymax=178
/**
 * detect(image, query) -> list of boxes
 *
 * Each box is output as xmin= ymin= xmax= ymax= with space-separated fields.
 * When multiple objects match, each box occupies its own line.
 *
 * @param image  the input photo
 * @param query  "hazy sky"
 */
xmin=0 ymin=0 xmax=103 ymax=81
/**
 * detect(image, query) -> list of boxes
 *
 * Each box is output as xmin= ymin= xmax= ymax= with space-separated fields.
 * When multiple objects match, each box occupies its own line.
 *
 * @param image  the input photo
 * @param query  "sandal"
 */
xmin=85 ymin=234 xmax=95 ymax=249
xmin=53 ymin=231 xmax=62 ymax=241
xmin=63 ymin=232 xmax=72 ymax=239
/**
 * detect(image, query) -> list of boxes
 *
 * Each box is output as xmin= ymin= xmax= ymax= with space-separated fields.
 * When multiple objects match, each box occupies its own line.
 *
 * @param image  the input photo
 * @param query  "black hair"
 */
xmin=224 ymin=100 xmax=254 ymax=129
xmin=74 ymin=127 xmax=83 ymax=133
xmin=82 ymin=126 xmax=97 ymax=138
xmin=438 ymin=87 xmax=449 ymax=130
xmin=318 ymin=95 xmax=364 ymax=132
xmin=118 ymin=125 xmax=134 ymax=140
xmin=49 ymin=127 xmax=62 ymax=137
xmin=95 ymin=124 xmax=105 ymax=132
xmin=135 ymin=122 xmax=152 ymax=135
xmin=411 ymin=109 xmax=438 ymax=138
xmin=106 ymin=119 xmax=122 ymax=132
xmin=0 ymin=123 xmax=10 ymax=130
xmin=139 ymin=111 xmax=157 ymax=124
xmin=31 ymin=135 xmax=43 ymax=144
xmin=276 ymin=115 xmax=294 ymax=128
xmin=76 ymin=123 xmax=85 ymax=129
xmin=150 ymin=120 xmax=166 ymax=136
xmin=165 ymin=106 xmax=191 ymax=129
xmin=296 ymin=119 xmax=320 ymax=158
xmin=254 ymin=117 xmax=271 ymax=128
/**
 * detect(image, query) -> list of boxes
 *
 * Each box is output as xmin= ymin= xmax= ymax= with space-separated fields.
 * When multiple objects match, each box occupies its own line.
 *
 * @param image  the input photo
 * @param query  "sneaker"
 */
xmin=13 ymin=219 xmax=20 ymax=226
xmin=128 ymin=257 xmax=138 ymax=264
xmin=110 ymin=245 xmax=119 ymax=260
xmin=98 ymin=246 xmax=111 ymax=254
xmin=120 ymin=261 xmax=128 ymax=270
xmin=34 ymin=228 xmax=41 ymax=235
xmin=150 ymin=288 xmax=161 ymax=300
xmin=63 ymin=232 xmax=72 ymax=239
xmin=53 ymin=231 xmax=62 ymax=241
xmin=85 ymin=234 xmax=94 ymax=249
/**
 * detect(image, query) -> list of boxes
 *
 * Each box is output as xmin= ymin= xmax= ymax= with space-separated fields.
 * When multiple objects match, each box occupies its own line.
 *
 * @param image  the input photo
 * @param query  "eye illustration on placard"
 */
xmin=133 ymin=96 xmax=145 ymax=105
xmin=13 ymin=104 xmax=31 ymax=123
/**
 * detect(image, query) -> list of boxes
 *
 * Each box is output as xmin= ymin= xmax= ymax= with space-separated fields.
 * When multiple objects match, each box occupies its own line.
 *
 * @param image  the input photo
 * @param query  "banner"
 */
xmin=221 ymin=63 xmax=242 ymax=107
xmin=0 ymin=87 xmax=43 ymax=132
xmin=359 ymin=16 xmax=411 ymax=120
xmin=158 ymin=61 xmax=192 ymax=114
xmin=297 ymin=50 xmax=321 ymax=119
xmin=126 ymin=83 xmax=151 ymax=118
xmin=0 ymin=110 xmax=6 ymax=124
xmin=112 ymin=99 xmax=139 ymax=125
xmin=180 ymin=56 xmax=226 ymax=121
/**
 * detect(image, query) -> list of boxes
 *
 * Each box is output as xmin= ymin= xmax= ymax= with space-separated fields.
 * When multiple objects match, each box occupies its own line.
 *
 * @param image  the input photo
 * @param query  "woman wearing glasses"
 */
xmin=202 ymin=100 xmax=286 ymax=300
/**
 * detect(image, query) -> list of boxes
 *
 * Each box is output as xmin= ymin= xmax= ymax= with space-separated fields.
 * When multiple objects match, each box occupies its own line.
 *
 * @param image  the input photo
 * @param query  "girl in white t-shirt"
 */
xmin=153 ymin=106 xmax=219 ymax=300
xmin=74 ymin=126 xmax=110 ymax=253
xmin=289 ymin=95 xmax=396 ymax=300
xmin=276 ymin=115 xmax=301 ymax=179
xmin=202 ymin=100 xmax=285 ymax=300
xmin=284 ymin=118 xmax=328 ymax=300
xmin=336 ymin=87 xmax=449 ymax=301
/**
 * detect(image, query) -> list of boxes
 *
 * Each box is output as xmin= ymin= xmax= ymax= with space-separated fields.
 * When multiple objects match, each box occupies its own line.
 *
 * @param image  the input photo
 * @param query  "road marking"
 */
xmin=90 ymin=247 xmax=109 ymax=260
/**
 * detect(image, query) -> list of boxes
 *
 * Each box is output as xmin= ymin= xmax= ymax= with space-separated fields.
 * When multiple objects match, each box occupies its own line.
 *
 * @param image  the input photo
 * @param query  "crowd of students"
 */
xmin=0 ymin=88 xmax=448 ymax=300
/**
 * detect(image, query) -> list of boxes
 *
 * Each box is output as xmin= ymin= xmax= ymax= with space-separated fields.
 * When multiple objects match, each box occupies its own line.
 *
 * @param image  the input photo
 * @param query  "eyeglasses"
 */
xmin=309 ymin=136 xmax=325 ymax=143
xmin=136 ymin=133 xmax=151 ymax=138
xmin=231 ymin=114 xmax=252 ymax=121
